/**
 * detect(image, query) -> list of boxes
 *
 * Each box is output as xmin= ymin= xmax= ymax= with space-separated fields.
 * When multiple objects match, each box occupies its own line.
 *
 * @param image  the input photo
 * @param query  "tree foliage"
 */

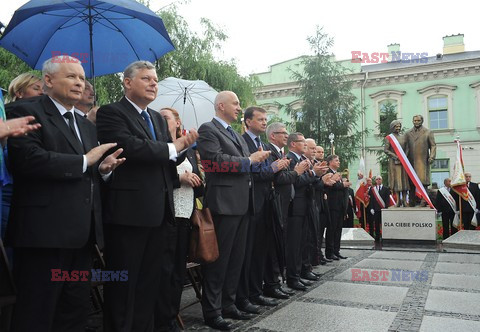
xmin=372 ymin=101 xmax=398 ymax=185
xmin=0 ymin=1 xmax=257 ymax=115
xmin=288 ymin=26 xmax=366 ymax=168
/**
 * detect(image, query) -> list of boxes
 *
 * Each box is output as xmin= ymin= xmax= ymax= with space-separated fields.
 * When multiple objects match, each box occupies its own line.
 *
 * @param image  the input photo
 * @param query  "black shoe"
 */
xmin=250 ymin=295 xmax=279 ymax=307
xmin=301 ymin=271 xmax=320 ymax=281
xmin=319 ymin=259 xmax=327 ymax=265
xmin=287 ymin=280 xmax=307 ymax=291
xmin=326 ymin=255 xmax=339 ymax=261
xmin=264 ymin=288 xmax=289 ymax=299
xmin=299 ymin=278 xmax=313 ymax=286
xmin=335 ymin=254 xmax=348 ymax=259
xmin=279 ymin=287 xmax=295 ymax=296
xmin=236 ymin=299 xmax=260 ymax=314
xmin=311 ymin=271 xmax=321 ymax=277
xmin=323 ymin=257 xmax=333 ymax=263
xmin=204 ymin=316 xmax=232 ymax=330
xmin=222 ymin=307 xmax=254 ymax=320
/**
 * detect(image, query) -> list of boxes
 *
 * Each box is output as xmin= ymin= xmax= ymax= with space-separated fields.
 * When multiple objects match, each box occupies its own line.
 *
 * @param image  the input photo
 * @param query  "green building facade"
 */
xmin=253 ymin=34 xmax=480 ymax=187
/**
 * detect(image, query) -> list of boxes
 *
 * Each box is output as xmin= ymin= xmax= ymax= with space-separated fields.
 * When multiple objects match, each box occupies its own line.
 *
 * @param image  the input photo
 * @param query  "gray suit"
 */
xmin=197 ymin=118 xmax=252 ymax=319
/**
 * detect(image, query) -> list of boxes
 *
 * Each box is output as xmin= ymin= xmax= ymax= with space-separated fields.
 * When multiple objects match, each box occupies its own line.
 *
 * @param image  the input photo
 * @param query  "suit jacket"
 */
xmin=287 ymin=152 xmax=316 ymax=217
xmin=197 ymin=119 xmax=251 ymax=216
xmin=324 ymin=169 xmax=346 ymax=213
xmin=7 ymin=95 xmax=103 ymax=248
xmin=96 ymin=97 xmax=178 ymax=227
xmin=267 ymin=143 xmax=298 ymax=222
xmin=435 ymin=187 xmax=456 ymax=214
xmin=368 ymin=185 xmax=390 ymax=212
xmin=242 ymin=133 xmax=275 ymax=213
xmin=405 ymin=126 xmax=436 ymax=185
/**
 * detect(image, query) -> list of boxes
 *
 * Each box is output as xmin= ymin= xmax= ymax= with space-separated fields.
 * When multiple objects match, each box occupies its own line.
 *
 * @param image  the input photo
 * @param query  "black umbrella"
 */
xmin=266 ymin=188 xmax=286 ymax=281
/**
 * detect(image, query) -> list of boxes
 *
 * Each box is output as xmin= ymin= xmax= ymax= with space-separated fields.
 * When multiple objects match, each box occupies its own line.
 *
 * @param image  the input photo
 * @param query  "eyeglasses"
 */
xmin=273 ymin=132 xmax=289 ymax=136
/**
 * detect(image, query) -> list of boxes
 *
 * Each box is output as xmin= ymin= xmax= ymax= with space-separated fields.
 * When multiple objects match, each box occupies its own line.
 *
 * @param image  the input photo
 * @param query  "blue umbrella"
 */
xmin=0 ymin=0 xmax=175 ymax=78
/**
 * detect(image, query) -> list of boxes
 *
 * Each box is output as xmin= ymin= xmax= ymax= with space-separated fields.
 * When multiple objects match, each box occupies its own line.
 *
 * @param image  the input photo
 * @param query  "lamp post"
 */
xmin=329 ymin=133 xmax=335 ymax=155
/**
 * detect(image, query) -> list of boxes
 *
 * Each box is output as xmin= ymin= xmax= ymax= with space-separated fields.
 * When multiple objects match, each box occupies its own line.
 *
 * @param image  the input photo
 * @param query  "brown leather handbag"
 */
xmin=189 ymin=199 xmax=219 ymax=264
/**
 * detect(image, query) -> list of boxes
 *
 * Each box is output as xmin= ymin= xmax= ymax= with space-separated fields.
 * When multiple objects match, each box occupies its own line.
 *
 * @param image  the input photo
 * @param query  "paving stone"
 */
xmin=420 ymin=316 xmax=480 ymax=332
xmin=354 ymin=258 xmax=423 ymax=270
xmin=431 ymin=273 xmax=480 ymax=291
xmin=306 ymin=281 xmax=408 ymax=305
xmin=253 ymin=302 xmax=396 ymax=332
xmin=437 ymin=253 xmax=480 ymax=264
xmin=370 ymin=251 xmax=427 ymax=261
xmin=434 ymin=262 xmax=480 ymax=276
xmin=425 ymin=289 xmax=480 ymax=315
xmin=311 ymin=265 xmax=336 ymax=275
xmin=442 ymin=230 xmax=480 ymax=250
xmin=335 ymin=268 xmax=414 ymax=285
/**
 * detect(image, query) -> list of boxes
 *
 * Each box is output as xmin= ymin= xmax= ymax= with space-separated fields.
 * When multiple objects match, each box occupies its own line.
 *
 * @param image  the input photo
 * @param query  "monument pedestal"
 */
xmin=382 ymin=207 xmax=436 ymax=243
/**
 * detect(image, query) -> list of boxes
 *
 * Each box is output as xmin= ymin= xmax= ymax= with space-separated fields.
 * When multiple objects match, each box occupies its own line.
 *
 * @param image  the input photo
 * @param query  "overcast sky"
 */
xmin=1 ymin=0 xmax=479 ymax=75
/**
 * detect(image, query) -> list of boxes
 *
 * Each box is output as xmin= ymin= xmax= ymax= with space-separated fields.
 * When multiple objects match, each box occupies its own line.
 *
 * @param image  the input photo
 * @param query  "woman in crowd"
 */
xmin=6 ymin=72 xmax=43 ymax=103
xmin=155 ymin=107 xmax=204 ymax=331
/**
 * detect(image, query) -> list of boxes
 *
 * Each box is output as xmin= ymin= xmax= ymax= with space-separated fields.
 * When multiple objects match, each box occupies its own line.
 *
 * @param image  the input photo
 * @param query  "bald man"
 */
xmin=197 ymin=91 xmax=270 ymax=330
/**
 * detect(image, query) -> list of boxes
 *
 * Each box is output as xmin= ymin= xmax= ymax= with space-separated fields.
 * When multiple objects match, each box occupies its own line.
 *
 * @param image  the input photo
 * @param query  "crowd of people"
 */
xmin=0 ymin=57 xmax=355 ymax=332
xmin=6 ymin=55 xmax=468 ymax=332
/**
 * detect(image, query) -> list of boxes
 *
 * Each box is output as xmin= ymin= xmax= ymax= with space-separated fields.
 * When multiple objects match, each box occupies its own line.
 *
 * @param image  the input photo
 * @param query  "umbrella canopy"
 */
xmin=149 ymin=77 xmax=217 ymax=130
xmin=0 ymin=0 xmax=175 ymax=78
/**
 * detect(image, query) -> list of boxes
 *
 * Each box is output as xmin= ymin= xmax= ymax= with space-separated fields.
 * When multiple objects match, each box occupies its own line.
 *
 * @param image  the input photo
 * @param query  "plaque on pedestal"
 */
xmin=382 ymin=207 xmax=436 ymax=241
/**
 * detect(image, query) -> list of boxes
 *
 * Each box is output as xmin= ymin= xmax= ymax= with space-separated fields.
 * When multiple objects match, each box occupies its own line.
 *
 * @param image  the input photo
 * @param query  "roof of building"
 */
xmin=361 ymin=51 xmax=480 ymax=72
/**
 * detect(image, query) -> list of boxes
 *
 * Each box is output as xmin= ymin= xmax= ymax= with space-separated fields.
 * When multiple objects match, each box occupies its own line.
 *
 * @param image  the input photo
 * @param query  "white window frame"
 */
xmin=417 ymin=84 xmax=456 ymax=131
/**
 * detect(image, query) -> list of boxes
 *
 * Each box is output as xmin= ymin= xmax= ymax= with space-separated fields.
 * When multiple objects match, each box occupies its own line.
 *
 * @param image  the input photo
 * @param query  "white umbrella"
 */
xmin=149 ymin=77 xmax=218 ymax=130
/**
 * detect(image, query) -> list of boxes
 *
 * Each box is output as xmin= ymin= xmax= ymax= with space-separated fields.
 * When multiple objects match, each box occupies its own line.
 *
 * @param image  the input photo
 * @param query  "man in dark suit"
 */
xmin=96 ymin=61 xmax=197 ymax=331
xmin=368 ymin=175 xmax=390 ymax=241
xmin=197 ymin=91 xmax=270 ymax=330
xmin=435 ymin=178 xmax=457 ymax=239
xmin=236 ymin=107 xmax=289 ymax=313
xmin=324 ymin=155 xmax=347 ymax=260
xmin=285 ymin=133 xmax=318 ymax=291
xmin=451 ymin=172 xmax=480 ymax=230
xmin=7 ymin=57 xmax=125 ymax=332
xmin=262 ymin=123 xmax=307 ymax=299
xmin=344 ymin=178 xmax=355 ymax=228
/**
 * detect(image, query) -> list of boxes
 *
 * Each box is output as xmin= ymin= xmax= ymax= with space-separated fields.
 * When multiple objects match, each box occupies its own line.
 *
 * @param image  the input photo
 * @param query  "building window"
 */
xmin=379 ymin=99 xmax=398 ymax=122
xmin=431 ymin=158 xmax=449 ymax=188
xmin=428 ymin=96 xmax=448 ymax=129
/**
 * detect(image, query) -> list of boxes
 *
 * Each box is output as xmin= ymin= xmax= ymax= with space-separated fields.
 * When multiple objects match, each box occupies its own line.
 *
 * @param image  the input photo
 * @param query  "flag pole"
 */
xmin=459 ymin=196 xmax=462 ymax=230
xmin=363 ymin=203 xmax=366 ymax=230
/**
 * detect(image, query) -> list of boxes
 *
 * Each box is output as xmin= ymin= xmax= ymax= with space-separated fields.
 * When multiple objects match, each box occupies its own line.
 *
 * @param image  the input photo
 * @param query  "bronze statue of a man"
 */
xmin=405 ymin=115 xmax=436 ymax=206
xmin=384 ymin=120 xmax=410 ymax=207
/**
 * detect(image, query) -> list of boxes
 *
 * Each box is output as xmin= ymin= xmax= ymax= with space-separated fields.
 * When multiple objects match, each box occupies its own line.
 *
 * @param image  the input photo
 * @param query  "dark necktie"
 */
xmin=254 ymin=136 xmax=262 ymax=149
xmin=141 ymin=110 xmax=157 ymax=140
xmin=63 ymin=112 xmax=81 ymax=143
xmin=226 ymin=126 xmax=238 ymax=143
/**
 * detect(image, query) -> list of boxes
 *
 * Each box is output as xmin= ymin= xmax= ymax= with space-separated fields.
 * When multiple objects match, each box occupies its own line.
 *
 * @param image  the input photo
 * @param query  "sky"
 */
xmin=1 ymin=0 xmax=479 ymax=76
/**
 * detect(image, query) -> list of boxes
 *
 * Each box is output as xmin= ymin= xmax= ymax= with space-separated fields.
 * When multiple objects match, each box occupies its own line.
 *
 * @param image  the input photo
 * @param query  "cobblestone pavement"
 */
xmin=179 ymin=247 xmax=480 ymax=331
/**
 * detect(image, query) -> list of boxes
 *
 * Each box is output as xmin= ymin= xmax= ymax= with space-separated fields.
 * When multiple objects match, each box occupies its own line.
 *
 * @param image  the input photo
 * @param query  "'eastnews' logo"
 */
xmin=51 ymin=269 xmax=128 ymax=282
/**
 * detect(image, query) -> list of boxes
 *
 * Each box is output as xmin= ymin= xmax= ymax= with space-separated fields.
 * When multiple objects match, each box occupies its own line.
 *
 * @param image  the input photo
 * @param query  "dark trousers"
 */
xmin=236 ymin=213 xmax=255 ymax=303
xmin=317 ymin=211 xmax=328 ymax=259
xmin=325 ymin=210 xmax=343 ymax=257
xmin=201 ymin=214 xmax=248 ymax=319
xmin=461 ymin=212 xmax=474 ymax=230
xmin=12 ymin=243 xmax=93 ymax=332
xmin=302 ymin=207 xmax=318 ymax=272
xmin=344 ymin=206 xmax=354 ymax=228
xmin=103 ymin=219 xmax=175 ymax=332
xmin=285 ymin=215 xmax=305 ymax=282
xmin=369 ymin=211 xmax=382 ymax=239
xmin=154 ymin=218 xmax=191 ymax=331
xmin=246 ymin=206 xmax=270 ymax=299
xmin=441 ymin=212 xmax=457 ymax=239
